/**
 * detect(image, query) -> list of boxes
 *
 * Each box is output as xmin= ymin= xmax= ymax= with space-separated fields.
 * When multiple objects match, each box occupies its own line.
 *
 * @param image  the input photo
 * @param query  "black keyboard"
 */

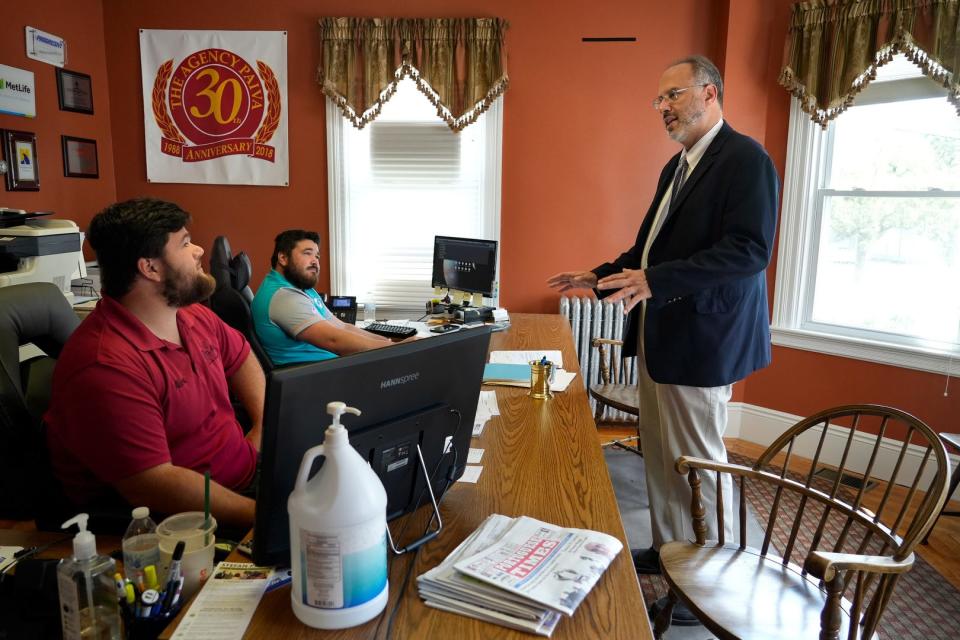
xmin=365 ymin=322 xmax=417 ymax=339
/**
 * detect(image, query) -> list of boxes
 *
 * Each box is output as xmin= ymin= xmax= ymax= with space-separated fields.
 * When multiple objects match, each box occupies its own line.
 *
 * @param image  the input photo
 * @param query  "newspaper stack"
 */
xmin=417 ymin=514 xmax=623 ymax=636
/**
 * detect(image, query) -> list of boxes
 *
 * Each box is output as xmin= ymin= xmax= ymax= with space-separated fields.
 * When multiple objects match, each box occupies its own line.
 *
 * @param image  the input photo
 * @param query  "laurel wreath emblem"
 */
xmin=255 ymin=61 xmax=281 ymax=144
xmin=151 ymin=59 xmax=280 ymax=146
xmin=151 ymin=60 xmax=185 ymax=143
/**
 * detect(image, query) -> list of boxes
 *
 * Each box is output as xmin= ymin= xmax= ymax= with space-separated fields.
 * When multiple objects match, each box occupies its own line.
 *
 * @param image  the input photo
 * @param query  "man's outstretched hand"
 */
xmin=546 ymin=271 xmax=598 ymax=293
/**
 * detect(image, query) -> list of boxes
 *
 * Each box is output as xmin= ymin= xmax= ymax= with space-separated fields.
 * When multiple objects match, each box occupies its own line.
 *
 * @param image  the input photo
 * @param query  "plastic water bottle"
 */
xmin=57 ymin=514 xmax=123 ymax=640
xmin=364 ymin=298 xmax=377 ymax=322
xmin=288 ymin=402 xmax=389 ymax=629
xmin=122 ymin=506 xmax=160 ymax=583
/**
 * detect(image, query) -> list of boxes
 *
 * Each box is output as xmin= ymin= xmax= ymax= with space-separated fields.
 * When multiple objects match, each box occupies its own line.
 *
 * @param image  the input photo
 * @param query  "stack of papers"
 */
xmin=482 ymin=364 xmax=577 ymax=392
xmin=483 ymin=351 xmax=577 ymax=392
xmin=417 ymin=514 xmax=622 ymax=636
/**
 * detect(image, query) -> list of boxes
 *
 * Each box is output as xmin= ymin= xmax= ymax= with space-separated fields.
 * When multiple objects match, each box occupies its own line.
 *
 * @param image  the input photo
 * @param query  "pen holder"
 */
xmin=123 ymin=600 xmax=182 ymax=640
xmin=528 ymin=361 xmax=554 ymax=400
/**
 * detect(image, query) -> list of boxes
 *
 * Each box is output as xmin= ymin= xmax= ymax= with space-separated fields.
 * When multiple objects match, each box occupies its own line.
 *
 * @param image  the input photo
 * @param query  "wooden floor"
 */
xmin=597 ymin=423 xmax=960 ymax=592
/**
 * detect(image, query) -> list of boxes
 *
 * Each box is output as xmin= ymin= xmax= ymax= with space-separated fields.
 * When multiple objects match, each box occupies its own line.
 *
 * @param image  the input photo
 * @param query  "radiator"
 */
xmin=559 ymin=295 xmax=638 ymax=421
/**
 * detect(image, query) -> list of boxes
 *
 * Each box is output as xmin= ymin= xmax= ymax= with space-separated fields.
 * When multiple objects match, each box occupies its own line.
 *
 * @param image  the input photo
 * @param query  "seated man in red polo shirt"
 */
xmin=45 ymin=198 xmax=265 ymax=528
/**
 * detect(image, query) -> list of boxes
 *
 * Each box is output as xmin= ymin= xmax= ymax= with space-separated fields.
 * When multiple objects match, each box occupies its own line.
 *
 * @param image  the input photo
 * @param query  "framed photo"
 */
xmin=2 ymin=129 xmax=40 ymax=191
xmin=61 ymin=136 xmax=99 ymax=179
xmin=56 ymin=68 xmax=94 ymax=114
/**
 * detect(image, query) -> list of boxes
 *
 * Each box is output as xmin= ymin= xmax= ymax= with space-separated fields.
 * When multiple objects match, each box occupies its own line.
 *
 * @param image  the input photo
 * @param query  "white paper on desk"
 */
xmin=458 ymin=466 xmax=483 ymax=483
xmin=549 ymin=370 xmax=578 ymax=392
xmin=473 ymin=390 xmax=500 ymax=436
xmin=489 ymin=350 xmax=563 ymax=369
xmin=0 ymin=546 xmax=23 ymax=572
xmin=467 ymin=448 xmax=484 ymax=464
xmin=171 ymin=562 xmax=270 ymax=640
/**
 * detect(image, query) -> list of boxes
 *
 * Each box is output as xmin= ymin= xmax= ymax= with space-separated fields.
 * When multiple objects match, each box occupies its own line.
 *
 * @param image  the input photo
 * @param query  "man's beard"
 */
xmin=284 ymin=263 xmax=318 ymax=290
xmin=667 ymin=103 xmax=705 ymax=144
xmin=161 ymin=263 xmax=216 ymax=307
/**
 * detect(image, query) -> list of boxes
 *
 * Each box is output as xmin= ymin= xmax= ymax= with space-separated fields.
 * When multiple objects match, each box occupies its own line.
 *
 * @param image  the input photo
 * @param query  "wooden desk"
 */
xmin=170 ymin=313 xmax=651 ymax=639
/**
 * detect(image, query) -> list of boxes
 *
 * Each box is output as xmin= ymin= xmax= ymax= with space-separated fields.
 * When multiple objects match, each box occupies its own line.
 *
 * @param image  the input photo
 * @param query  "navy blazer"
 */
xmin=592 ymin=122 xmax=780 ymax=387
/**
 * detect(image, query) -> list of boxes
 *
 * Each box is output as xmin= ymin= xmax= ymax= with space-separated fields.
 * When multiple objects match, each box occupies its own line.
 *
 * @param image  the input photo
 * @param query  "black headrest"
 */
xmin=209 ymin=236 xmax=233 ymax=289
xmin=230 ymin=252 xmax=253 ymax=291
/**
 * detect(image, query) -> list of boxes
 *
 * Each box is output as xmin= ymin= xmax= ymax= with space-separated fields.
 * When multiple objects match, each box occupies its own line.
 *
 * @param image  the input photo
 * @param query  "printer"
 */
xmin=0 ymin=211 xmax=85 ymax=301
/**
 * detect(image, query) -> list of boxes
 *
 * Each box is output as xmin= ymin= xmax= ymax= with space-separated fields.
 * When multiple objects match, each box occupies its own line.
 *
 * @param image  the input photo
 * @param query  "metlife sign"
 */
xmin=25 ymin=27 xmax=66 ymax=67
xmin=0 ymin=65 xmax=36 ymax=118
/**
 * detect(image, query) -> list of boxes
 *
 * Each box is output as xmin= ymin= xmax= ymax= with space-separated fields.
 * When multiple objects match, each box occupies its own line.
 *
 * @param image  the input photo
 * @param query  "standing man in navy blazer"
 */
xmin=548 ymin=55 xmax=779 ymax=592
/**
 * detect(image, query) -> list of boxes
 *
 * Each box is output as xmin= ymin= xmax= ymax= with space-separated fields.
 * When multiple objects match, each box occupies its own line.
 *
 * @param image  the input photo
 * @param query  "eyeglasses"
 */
xmin=651 ymin=84 xmax=709 ymax=109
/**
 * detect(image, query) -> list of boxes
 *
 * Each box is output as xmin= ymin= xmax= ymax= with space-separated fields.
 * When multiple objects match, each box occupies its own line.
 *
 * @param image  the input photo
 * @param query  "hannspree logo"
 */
xmin=0 ymin=78 xmax=32 ymax=94
xmin=151 ymin=48 xmax=280 ymax=164
xmin=381 ymin=372 xmax=420 ymax=389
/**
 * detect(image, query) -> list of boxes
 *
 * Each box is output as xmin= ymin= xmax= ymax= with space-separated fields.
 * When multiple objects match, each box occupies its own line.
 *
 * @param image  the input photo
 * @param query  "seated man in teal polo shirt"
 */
xmin=252 ymin=229 xmax=393 ymax=366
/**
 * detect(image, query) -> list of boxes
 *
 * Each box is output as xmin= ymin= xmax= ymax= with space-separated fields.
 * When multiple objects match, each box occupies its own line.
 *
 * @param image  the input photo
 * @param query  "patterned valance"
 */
xmin=317 ymin=17 xmax=509 ymax=132
xmin=779 ymin=0 xmax=959 ymax=127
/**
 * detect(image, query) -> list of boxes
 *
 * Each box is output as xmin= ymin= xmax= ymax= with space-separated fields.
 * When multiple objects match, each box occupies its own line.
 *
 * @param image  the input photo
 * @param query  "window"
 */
xmin=774 ymin=55 xmax=960 ymax=374
xmin=326 ymin=78 xmax=502 ymax=315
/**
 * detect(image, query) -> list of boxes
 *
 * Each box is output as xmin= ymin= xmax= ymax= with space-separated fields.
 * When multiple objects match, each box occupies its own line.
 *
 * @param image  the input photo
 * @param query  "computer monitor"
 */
xmin=431 ymin=235 xmax=498 ymax=298
xmin=252 ymin=326 xmax=493 ymax=566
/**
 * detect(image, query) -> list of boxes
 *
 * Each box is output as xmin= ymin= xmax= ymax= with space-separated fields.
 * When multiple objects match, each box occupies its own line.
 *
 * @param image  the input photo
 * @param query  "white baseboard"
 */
xmin=727 ymin=402 xmax=959 ymax=503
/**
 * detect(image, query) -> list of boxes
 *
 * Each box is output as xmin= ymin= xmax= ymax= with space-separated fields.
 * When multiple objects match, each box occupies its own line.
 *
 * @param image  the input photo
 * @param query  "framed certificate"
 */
xmin=61 ymin=136 xmax=99 ymax=178
xmin=2 ymin=129 xmax=40 ymax=191
xmin=56 ymin=68 xmax=94 ymax=114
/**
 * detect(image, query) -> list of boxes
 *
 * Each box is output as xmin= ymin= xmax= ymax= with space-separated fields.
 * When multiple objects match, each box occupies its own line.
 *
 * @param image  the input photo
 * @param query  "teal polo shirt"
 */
xmin=251 ymin=269 xmax=338 ymax=366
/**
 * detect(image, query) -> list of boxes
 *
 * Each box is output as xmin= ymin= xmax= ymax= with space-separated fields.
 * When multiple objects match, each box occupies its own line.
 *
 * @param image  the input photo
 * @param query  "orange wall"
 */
xmin=2 ymin=2 xmax=116 ymax=233
xmin=57 ymin=0 xmax=954 ymax=433
xmin=99 ymin=0 xmax=719 ymax=308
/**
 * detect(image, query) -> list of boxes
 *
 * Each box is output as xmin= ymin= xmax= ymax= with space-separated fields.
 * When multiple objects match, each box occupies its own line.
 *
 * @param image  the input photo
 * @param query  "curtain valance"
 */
xmin=317 ymin=17 xmax=509 ymax=132
xmin=779 ymin=0 xmax=959 ymax=127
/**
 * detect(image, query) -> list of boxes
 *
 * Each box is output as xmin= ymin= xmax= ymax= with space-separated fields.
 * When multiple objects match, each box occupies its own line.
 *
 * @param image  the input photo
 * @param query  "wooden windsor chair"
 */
xmin=652 ymin=405 xmax=950 ymax=640
xmin=589 ymin=338 xmax=641 ymax=455
xmin=922 ymin=432 xmax=960 ymax=544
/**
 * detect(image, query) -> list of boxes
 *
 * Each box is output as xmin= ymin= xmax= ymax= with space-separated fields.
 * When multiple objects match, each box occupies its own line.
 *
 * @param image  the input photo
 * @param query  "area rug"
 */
xmin=604 ymin=447 xmax=960 ymax=639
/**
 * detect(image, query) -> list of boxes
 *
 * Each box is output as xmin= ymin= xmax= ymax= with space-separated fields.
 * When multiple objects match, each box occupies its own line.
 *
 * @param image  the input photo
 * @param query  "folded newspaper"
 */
xmin=417 ymin=514 xmax=622 ymax=636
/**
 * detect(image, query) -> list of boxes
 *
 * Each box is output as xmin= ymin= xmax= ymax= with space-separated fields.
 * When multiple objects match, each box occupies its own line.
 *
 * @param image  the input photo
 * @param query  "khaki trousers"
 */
xmin=637 ymin=328 xmax=735 ymax=547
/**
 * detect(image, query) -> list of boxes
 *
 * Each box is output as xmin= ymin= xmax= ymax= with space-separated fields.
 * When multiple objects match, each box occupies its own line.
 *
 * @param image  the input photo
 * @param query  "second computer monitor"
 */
xmin=431 ymin=235 xmax=498 ymax=298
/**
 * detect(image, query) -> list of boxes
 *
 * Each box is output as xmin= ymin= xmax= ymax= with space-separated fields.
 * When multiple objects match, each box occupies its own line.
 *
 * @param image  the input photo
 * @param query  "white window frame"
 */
xmin=773 ymin=87 xmax=960 ymax=376
xmin=325 ymin=94 xmax=503 ymax=315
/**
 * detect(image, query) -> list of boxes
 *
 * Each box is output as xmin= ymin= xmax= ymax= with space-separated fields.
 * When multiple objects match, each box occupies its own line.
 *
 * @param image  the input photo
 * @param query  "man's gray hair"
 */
xmin=671 ymin=55 xmax=723 ymax=107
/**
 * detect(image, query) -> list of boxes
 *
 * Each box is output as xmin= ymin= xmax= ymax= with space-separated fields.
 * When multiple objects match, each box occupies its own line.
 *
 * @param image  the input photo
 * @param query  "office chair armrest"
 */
xmin=804 ymin=550 xmax=914 ymax=582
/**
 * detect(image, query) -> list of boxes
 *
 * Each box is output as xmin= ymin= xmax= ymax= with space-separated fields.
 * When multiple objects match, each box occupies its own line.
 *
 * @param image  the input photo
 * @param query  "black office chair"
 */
xmin=209 ymin=236 xmax=273 ymax=372
xmin=0 ymin=283 xmax=78 ymax=524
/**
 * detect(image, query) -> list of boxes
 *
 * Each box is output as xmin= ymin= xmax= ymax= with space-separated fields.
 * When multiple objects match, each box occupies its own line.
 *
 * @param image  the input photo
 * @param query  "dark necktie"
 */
xmin=670 ymin=156 xmax=688 ymax=206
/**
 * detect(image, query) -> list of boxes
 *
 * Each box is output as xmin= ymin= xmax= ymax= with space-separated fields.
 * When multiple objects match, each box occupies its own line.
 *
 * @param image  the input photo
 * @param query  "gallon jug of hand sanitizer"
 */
xmin=288 ymin=401 xmax=389 ymax=629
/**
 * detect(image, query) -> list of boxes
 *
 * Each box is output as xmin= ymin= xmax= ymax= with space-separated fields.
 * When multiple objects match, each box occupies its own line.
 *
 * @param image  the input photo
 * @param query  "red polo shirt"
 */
xmin=45 ymin=296 xmax=257 ymax=506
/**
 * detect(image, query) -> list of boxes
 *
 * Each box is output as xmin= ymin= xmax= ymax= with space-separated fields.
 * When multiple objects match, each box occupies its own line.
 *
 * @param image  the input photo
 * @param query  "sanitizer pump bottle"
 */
xmin=289 ymin=401 xmax=389 ymax=629
xmin=57 ymin=514 xmax=123 ymax=640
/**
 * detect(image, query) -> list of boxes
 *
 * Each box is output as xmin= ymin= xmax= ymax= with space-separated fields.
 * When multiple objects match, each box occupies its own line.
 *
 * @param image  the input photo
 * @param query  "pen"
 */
xmin=160 ymin=540 xmax=186 ymax=613
xmin=540 ymin=356 xmax=547 ymax=366
xmin=114 ymin=572 xmax=125 ymax=599
xmin=170 ymin=576 xmax=184 ymax=607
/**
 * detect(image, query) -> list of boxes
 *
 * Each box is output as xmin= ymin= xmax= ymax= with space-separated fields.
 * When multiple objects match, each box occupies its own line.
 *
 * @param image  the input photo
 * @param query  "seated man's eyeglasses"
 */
xmin=652 ymin=84 xmax=709 ymax=109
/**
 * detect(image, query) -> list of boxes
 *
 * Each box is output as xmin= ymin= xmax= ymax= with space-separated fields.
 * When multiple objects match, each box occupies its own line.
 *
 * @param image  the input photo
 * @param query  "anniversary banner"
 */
xmin=140 ymin=30 xmax=288 ymax=186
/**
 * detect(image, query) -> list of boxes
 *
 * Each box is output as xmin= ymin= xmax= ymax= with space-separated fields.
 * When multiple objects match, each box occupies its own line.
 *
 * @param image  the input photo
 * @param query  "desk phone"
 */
xmin=327 ymin=295 xmax=357 ymax=324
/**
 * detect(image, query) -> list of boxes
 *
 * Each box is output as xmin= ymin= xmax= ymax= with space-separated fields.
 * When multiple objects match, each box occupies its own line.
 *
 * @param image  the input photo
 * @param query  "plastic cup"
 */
xmin=156 ymin=512 xmax=217 ymax=602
